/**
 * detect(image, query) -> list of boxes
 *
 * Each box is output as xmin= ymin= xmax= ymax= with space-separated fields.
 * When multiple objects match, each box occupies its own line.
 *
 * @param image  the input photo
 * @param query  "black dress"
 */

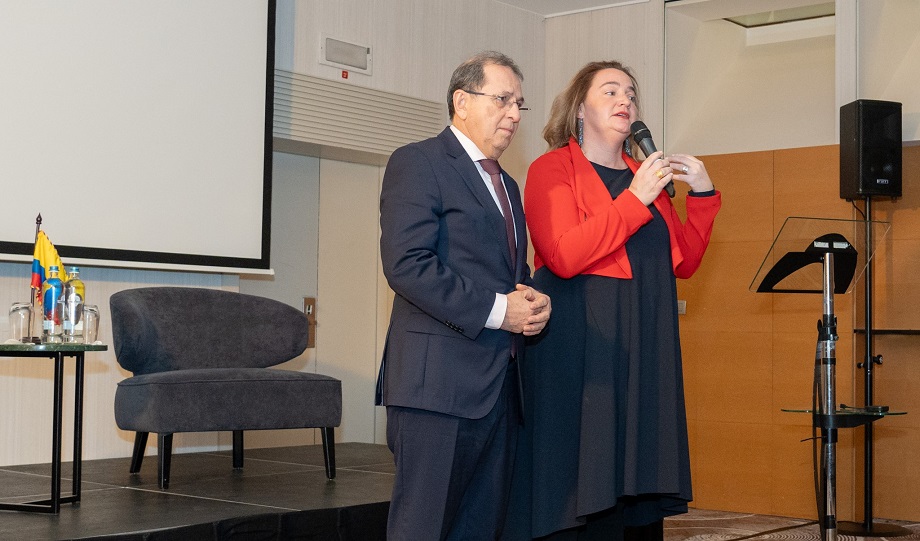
xmin=506 ymin=164 xmax=692 ymax=539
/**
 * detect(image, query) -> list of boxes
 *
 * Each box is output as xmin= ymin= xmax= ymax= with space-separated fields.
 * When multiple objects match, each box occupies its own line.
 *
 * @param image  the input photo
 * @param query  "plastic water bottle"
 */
xmin=42 ymin=265 xmax=64 ymax=343
xmin=62 ymin=267 xmax=85 ymax=343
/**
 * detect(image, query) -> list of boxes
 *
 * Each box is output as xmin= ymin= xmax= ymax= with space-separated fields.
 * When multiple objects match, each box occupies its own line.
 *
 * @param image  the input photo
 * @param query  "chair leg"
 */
xmin=129 ymin=432 xmax=149 ymax=473
xmin=158 ymin=433 xmax=173 ymax=490
xmin=232 ymin=430 xmax=244 ymax=469
xmin=321 ymin=427 xmax=336 ymax=480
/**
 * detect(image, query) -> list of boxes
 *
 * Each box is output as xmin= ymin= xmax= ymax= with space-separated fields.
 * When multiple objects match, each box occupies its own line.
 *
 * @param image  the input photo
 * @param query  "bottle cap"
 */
xmin=69 ymin=266 xmax=80 ymax=273
xmin=50 ymin=265 xmax=59 ymax=272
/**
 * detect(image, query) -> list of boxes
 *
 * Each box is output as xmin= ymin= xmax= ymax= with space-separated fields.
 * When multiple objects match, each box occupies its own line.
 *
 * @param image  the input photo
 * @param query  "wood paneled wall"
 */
xmin=677 ymin=144 xmax=920 ymax=521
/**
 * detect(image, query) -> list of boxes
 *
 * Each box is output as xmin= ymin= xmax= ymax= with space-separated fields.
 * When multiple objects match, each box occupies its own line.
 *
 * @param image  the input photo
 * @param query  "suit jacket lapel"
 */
xmin=439 ymin=128 xmax=516 ymax=273
xmin=440 ymin=128 xmax=495 ymax=210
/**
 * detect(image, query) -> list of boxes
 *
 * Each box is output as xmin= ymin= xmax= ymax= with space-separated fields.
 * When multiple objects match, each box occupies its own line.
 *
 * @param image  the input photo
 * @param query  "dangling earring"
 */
xmin=576 ymin=117 xmax=584 ymax=147
xmin=623 ymin=139 xmax=633 ymax=158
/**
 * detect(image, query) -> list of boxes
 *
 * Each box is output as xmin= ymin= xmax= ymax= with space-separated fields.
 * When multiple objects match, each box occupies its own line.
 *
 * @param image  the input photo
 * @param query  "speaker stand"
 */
xmin=843 ymin=196 xmax=911 ymax=538
xmin=838 ymin=520 xmax=911 ymax=537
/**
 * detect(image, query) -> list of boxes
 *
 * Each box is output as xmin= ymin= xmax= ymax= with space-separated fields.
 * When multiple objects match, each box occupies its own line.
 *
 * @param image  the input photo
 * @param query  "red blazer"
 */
xmin=525 ymin=138 xmax=721 ymax=280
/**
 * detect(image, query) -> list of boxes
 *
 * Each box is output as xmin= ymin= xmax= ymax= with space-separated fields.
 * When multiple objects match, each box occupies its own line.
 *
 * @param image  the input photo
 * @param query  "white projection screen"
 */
xmin=0 ymin=0 xmax=275 ymax=273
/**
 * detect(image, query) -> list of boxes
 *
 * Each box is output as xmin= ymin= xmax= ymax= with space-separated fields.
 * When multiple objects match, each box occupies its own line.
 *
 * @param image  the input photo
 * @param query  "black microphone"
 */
xmin=630 ymin=120 xmax=674 ymax=197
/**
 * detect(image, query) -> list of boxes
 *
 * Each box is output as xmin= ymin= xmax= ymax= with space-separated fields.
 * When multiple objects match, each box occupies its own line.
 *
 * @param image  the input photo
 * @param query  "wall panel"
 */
xmin=857 ymin=0 xmax=920 ymax=142
xmin=679 ymin=145 xmax=920 ymax=521
xmin=316 ymin=159 xmax=382 ymax=444
xmin=545 ymin=2 xmax=665 ymax=152
xmin=275 ymin=0 xmax=545 ymax=181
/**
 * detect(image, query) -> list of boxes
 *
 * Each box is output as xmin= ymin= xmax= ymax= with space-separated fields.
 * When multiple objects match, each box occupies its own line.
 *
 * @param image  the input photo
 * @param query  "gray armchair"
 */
xmin=110 ymin=287 xmax=341 ymax=489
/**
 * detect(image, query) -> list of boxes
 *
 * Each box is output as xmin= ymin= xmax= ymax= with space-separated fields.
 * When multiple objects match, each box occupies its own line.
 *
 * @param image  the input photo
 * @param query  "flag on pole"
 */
xmin=31 ymin=230 xmax=66 ymax=292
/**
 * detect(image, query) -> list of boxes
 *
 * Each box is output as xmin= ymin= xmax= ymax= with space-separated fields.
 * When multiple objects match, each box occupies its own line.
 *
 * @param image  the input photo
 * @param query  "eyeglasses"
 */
xmin=464 ymin=90 xmax=529 ymax=111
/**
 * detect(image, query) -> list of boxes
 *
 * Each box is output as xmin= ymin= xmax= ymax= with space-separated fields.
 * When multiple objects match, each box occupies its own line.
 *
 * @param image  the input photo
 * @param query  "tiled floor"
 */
xmin=665 ymin=508 xmax=920 ymax=540
xmin=1 ymin=443 xmax=918 ymax=540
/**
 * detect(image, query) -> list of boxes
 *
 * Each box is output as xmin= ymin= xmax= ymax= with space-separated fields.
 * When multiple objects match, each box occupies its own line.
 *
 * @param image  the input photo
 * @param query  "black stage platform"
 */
xmin=6 ymin=443 xmax=918 ymax=540
xmin=0 ymin=443 xmax=394 ymax=540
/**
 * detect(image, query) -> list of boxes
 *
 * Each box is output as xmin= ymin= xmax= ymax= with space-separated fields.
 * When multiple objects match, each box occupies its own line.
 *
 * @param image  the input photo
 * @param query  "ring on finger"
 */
xmin=682 ymin=165 xmax=689 ymax=174
xmin=655 ymin=169 xmax=665 ymax=179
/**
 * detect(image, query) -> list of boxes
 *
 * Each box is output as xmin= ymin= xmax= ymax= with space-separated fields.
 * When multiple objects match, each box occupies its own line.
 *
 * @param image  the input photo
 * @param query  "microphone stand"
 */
xmin=816 ymin=251 xmax=839 ymax=541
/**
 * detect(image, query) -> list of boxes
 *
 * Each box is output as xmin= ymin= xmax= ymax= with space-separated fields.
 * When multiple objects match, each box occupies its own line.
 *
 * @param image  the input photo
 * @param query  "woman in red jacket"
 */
xmin=505 ymin=61 xmax=721 ymax=540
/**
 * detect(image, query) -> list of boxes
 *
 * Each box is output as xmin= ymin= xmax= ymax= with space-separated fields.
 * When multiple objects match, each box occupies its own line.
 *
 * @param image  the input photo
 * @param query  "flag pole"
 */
xmin=27 ymin=214 xmax=42 ymax=343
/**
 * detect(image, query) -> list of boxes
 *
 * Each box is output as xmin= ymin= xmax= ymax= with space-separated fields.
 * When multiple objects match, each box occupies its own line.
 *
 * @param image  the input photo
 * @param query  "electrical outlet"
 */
xmin=303 ymin=297 xmax=316 ymax=348
xmin=677 ymin=300 xmax=687 ymax=315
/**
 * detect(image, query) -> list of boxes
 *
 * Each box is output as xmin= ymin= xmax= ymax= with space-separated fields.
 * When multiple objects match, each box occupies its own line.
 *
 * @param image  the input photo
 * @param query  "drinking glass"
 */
xmin=9 ymin=302 xmax=32 ymax=343
xmin=83 ymin=304 xmax=100 ymax=344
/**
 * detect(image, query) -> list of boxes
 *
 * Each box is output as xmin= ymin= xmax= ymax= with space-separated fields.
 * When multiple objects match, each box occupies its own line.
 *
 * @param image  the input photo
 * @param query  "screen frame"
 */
xmin=0 ymin=0 xmax=276 ymax=274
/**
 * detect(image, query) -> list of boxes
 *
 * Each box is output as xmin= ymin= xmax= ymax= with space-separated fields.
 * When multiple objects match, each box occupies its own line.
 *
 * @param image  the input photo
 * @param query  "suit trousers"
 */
xmin=386 ymin=361 xmax=520 ymax=541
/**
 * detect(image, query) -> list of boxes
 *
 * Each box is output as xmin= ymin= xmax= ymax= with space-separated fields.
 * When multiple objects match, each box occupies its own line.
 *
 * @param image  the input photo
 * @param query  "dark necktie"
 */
xmin=479 ymin=159 xmax=516 ymax=270
xmin=480 ymin=158 xmax=521 ymax=360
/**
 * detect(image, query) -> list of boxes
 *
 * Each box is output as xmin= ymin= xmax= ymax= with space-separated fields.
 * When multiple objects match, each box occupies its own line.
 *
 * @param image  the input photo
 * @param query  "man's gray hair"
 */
xmin=447 ymin=51 xmax=523 ymax=119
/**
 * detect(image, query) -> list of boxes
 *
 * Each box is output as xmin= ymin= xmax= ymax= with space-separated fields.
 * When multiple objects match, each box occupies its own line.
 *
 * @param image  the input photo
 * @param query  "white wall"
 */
xmin=544 ymin=1 xmax=666 ymax=150
xmin=235 ymin=0 xmax=920 ymax=458
xmin=857 ymin=0 xmax=920 ymax=142
xmin=0 ymin=0 xmax=548 ymax=466
xmin=6 ymin=0 xmax=920 ymax=467
xmin=664 ymin=10 xmax=836 ymax=156
xmin=663 ymin=0 xmax=920 ymax=157
xmin=249 ymin=0 xmax=920 ymax=452
xmin=240 ymin=152 xmax=320 ymax=310
xmin=314 ymin=160 xmax=383 ymax=444
xmin=274 ymin=0 xmax=546 ymax=181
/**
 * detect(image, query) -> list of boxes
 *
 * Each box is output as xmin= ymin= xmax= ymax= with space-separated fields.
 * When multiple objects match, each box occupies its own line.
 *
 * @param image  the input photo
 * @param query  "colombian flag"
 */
xmin=31 ymin=231 xmax=66 ymax=293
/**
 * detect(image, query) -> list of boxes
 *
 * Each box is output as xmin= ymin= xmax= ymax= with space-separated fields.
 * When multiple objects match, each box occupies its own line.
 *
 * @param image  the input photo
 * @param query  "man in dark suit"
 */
xmin=377 ymin=51 xmax=551 ymax=540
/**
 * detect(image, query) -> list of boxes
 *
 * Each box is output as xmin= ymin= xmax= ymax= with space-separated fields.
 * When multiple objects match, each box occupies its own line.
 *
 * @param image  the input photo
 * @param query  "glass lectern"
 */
xmin=751 ymin=217 xmax=902 ymax=541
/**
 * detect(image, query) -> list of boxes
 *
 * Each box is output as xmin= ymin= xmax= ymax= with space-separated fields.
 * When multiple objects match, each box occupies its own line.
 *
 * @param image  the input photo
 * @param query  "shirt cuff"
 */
xmin=485 ymin=293 xmax=507 ymax=330
xmin=689 ymin=188 xmax=716 ymax=197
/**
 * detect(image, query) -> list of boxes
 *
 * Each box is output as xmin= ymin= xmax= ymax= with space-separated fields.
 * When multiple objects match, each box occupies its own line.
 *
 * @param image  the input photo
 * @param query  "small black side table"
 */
xmin=0 ymin=343 xmax=107 ymax=514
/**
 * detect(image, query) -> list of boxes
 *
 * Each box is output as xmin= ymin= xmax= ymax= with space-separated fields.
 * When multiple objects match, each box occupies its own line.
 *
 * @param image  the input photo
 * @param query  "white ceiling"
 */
xmin=494 ymin=0 xmax=832 ymax=20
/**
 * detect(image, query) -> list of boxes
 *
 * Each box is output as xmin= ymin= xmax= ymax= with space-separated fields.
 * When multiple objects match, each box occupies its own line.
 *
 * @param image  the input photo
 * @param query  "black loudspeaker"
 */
xmin=840 ymin=99 xmax=902 ymax=200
